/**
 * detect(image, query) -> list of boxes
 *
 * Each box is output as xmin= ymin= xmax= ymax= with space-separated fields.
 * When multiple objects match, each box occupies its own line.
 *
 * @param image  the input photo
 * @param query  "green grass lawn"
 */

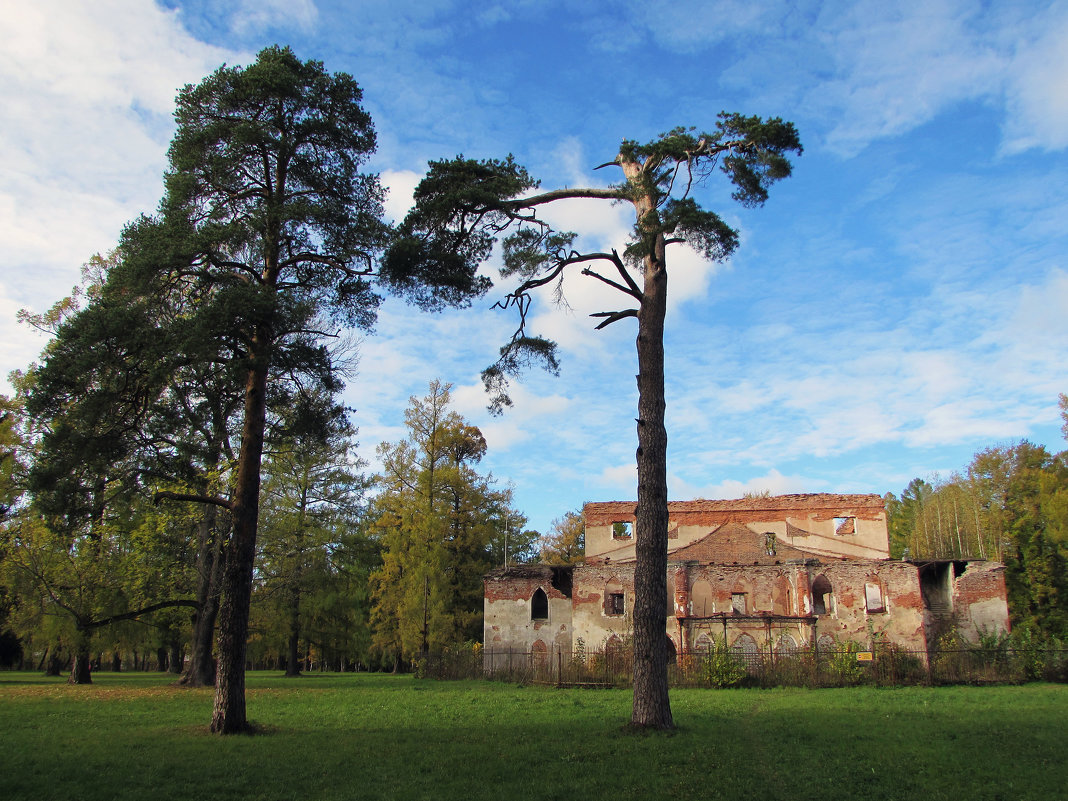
xmin=0 ymin=671 xmax=1063 ymax=801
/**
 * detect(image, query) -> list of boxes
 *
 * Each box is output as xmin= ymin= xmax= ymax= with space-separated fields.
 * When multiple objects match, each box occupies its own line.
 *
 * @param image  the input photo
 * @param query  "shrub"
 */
xmin=701 ymin=640 xmax=747 ymax=689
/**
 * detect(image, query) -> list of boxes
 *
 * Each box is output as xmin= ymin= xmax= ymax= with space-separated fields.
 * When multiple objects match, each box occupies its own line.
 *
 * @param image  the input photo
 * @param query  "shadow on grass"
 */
xmin=0 ymin=674 xmax=1065 ymax=801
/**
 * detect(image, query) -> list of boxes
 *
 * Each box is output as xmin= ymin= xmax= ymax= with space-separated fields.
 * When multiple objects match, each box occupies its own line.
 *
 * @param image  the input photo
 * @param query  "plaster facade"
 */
xmin=483 ymin=494 xmax=1010 ymax=658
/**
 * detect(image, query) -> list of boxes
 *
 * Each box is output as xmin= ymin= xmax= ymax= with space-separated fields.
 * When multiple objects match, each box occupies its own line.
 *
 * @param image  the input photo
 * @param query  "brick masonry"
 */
xmin=484 ymin=494 xmax=1010 ymax=656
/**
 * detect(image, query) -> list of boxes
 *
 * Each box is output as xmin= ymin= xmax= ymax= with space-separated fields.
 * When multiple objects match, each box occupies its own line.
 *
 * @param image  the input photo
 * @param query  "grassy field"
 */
xmin=0 ymin=671 xmax=1063 ymax=801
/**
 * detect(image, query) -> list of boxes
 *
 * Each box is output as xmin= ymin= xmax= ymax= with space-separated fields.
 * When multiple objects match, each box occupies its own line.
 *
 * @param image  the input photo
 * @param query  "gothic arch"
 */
xmin=530 ymin=587 xmax=548 ymax=620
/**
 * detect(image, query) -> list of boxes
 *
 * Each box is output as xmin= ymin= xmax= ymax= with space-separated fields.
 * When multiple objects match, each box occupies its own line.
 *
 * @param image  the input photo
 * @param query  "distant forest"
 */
xmin=884 ymin=397 xmax=1068 ymax=638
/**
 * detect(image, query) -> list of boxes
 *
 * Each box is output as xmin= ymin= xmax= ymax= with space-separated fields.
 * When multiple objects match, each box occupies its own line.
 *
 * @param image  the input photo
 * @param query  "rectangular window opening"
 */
xmin=833 ymin=516 xmax=856 ymax=536
xmin=607 ymin=593 xmax=625 ymax=616
xmin=731 ymin=592 xmax=747 ymax=615
xmin=612 ymin=521 xmax=633 ymax=539
xmin=865 ymin=583 xmax=885 ymax=613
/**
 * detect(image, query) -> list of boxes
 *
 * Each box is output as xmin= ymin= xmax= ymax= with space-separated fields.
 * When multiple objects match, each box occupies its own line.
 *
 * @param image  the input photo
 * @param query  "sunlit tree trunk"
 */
xmin=628 ymin=168 xmax=673 ymax=730
xmin=211 ymin=354 xmax=269 ymax=733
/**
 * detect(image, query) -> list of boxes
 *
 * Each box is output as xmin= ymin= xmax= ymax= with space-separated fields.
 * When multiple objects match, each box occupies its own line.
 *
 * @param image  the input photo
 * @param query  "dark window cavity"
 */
xmin=531 ymin=587 xmax=549 ymax=620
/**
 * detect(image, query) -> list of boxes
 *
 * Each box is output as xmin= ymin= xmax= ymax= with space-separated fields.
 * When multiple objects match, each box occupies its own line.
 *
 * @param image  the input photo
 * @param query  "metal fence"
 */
xmin=422 ymin=644 xmax=1068 ymax=688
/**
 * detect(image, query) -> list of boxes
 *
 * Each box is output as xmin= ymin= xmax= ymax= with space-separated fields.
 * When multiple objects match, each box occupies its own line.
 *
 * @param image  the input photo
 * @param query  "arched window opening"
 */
xmin=764 ymin=532 xmax=777 ymax=556
xmin=812 ymin=574 xmax=833 ymax=616
xmin=776 ymin=634 xmax=798 ymax=655
xmin=665 ymin=634 xmax=677 ymax=665
xmin=691 ymin=579 xmax=714 ymax=617
xmin=604 ymin=577 xmax=625 ymax=617
xmin=694 ymin=633 xmax=713 ymax=653
xmin=530 ymin=588 xmax=549 ymax=621
xmin=864 ymin=582 xmax=885 ymax=613
xmin=731 ymin=633 xmax=759 ymax=672
xmin=731 ymin=592 xmax=747 ymax=614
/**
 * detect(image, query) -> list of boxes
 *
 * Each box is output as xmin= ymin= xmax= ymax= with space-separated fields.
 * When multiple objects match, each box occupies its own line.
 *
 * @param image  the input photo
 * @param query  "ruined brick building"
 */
xmin=483 ymin=494 xmax=1010 ymax=658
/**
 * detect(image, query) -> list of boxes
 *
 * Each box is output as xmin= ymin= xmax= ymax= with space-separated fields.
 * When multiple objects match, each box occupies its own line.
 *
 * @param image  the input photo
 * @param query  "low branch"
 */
xmin=153 ymin=491 xmax=233 ymax=510
xmin=82 ymin=599 xmax=201 ymax=631
xmin=278 ymin=252 xmax=371 ymax=274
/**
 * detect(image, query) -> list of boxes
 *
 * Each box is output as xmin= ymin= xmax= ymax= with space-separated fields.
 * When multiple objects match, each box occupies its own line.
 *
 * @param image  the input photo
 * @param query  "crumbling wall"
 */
xmin=570 ymin=564 xmax=638 ymax=652
xmin=482 ymin=508 xmax=1011 ymax=660
xmin=952 ymin=562 xmax=1011 ymax=640
xmin=583 ymin=494 xmax=890 ymax=563
xmin=807 ymin=561 xmax=926 ymax=650
xmin=483 ymin=566 xmax=572 ymax=654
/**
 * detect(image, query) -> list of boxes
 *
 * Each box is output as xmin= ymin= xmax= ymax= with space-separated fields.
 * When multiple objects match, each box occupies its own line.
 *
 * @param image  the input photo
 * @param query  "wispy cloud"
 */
xmin=232 ymin=0 xmax=319 ymax=35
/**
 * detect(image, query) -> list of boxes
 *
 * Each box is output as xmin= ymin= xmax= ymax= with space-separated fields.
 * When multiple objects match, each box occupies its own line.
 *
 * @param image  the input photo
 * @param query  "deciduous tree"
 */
xmin=540 ymin=510 xmax=585 ymax=565
xmin=369 ymin=381 xmax=521 ymax=662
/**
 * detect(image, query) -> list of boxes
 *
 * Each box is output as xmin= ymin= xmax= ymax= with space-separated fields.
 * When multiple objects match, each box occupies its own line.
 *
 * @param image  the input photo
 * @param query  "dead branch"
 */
xmin=590 ymin=309 xmax=639 ymax=329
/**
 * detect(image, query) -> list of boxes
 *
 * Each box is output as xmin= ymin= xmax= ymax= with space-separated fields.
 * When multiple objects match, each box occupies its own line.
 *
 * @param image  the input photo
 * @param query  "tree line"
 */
xmin=0 ymin=372 xmax=536 ymax=666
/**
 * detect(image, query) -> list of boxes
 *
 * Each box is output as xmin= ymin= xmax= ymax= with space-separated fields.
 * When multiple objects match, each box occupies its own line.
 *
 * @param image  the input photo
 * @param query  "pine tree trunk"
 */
xmin=630 ymin=230 xmax=674 ymax=730
xmin=211 ymin=359 xmax=269 ymax=734
xmin=180 ymin=503 xmax=225 ymax=687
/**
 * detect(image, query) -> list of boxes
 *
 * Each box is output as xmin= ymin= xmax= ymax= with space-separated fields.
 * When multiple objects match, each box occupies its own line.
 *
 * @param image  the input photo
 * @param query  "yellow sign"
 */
xmin=856 ymin=651 xmax=874 ymax=662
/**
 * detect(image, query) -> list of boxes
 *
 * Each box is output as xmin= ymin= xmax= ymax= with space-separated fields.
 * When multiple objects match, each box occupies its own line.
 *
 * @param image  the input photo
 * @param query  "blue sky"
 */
xmin=2 ymin=0 xmax=1067 ymax=536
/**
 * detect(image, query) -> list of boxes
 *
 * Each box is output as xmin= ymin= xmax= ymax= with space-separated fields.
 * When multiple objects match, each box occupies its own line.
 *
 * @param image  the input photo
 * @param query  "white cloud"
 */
xmin=380 ymin=169 xmax=421 ymax=223
xmin=0 ymin=292 xmax=48 ymax=390
xmin=624 ymin=0 xmax=1068 ymax=156
xmin=813 ymin=0 xmax=1004 ymax=155
xmin=633 ymin=0 xmax=781 ymax=52
xmin=0 ymin=1 xmax=245 ymax=385
xmin=596 ymin=462 xmax=638 ymax=496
